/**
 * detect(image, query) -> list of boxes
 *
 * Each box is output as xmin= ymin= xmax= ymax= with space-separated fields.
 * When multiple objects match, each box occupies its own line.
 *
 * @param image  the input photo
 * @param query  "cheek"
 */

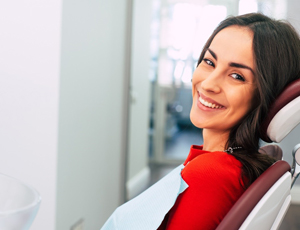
xmin=229 ymin=87 xmax=255 ymax=117
xmin=191 ymin=73 xmax=198 ymax=96
xmin=191 ymin=68 xmax=205 ymax=94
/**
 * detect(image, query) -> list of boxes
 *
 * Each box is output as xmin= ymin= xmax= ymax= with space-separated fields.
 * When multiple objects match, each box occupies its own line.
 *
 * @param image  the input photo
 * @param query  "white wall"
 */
xmin=286 ymin=0 xmax=300 ymax=32
xmin=56 ymin=0 xmax=129 ymax=229
xmin=0 ymin=0 xmax=130 ymax=229
xmin=0 ymin=1 xmax=61 ymax=230
xmin=126 ymin=0 xmax=152 ymax=199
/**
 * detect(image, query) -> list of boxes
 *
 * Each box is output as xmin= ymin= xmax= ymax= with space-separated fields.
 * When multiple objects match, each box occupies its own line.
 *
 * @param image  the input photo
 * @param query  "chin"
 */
xmin=189 ymin=112 xmax=203 ymax=129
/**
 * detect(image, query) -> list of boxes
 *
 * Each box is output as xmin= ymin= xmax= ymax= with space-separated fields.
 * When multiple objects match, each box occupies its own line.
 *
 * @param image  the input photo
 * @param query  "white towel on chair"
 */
xmin=101 ymin=164 xmax=188 ymax=230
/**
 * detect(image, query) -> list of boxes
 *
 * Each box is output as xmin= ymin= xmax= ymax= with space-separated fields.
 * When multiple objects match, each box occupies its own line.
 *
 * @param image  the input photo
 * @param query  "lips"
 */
xmin=197 ymin=91 xmax=225 ymax=109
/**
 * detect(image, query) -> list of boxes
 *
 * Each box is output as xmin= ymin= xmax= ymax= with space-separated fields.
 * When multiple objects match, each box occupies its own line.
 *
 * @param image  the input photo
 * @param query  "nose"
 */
xmin=200 ymin=70 xmax=222 ymax=94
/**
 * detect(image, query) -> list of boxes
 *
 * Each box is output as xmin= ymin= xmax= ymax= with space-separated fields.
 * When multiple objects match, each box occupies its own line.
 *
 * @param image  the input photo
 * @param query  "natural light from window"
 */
xmin=239 ymin=0 xmax=258 ymax=15
xmin=157 ymin=3 xmax=227 ymax=86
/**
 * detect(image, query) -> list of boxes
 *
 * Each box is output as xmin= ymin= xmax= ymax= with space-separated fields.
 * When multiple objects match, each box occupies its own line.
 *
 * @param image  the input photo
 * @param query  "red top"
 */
xmin=158 ymin=145 xmax=245 ymax=230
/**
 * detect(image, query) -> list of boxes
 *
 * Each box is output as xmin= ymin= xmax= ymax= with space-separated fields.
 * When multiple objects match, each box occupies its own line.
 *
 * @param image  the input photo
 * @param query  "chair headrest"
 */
xmin=261 ymin=79 xmax=300 ymax=143
xmin=259 ymin=144 xmax=283 ymax=160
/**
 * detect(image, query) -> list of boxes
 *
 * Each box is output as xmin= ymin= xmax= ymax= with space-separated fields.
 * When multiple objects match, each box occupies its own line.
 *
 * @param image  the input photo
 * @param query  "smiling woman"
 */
xmin=190 ymin=26 xmax=256 ymax=147
xmin=101 ymin=13 xmax=300 ymax=230
xmin=193 ymin=13 xmax=300 ymax=190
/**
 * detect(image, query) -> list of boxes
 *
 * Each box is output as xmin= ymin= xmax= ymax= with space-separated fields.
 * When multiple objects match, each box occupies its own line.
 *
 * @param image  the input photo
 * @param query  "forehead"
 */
xmin=209 ymin=25 xmax=255 ymax=68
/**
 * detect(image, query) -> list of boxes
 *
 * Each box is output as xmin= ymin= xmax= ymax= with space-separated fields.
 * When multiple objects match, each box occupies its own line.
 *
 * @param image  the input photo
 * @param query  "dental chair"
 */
xmin=217 ymin=79 xmax=300 ymax=230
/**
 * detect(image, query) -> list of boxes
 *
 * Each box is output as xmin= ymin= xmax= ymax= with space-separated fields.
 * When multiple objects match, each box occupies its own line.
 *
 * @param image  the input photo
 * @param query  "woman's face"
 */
xmin=190 ymin=25 xmax=257 ymax=133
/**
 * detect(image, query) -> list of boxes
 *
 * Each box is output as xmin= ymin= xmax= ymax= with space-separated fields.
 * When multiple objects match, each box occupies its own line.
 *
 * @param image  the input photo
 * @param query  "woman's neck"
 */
xmin=202 ymin=129 xmax=229 ymax=152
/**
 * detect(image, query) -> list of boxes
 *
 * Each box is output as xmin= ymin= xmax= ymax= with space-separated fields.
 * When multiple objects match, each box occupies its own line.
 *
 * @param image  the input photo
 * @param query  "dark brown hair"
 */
xmin=197 ymin=13 xmax=300 ymax=188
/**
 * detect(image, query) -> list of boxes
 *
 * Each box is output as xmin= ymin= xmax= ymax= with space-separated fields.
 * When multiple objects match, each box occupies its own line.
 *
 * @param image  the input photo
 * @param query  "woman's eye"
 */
xmin=231 ymin=73 xmax=245 ymax=82
xmin=203 ymin=58 xmax=214 ymax=67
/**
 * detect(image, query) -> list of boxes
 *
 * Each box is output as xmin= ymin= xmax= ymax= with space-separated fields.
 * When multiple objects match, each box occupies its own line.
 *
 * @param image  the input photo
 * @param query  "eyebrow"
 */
xmin=206 ymin=48 xmax=255 ymax=75
xmin=229 ymin=62 xmax=255 ymax=75
xmin=207 ymin=48 xmax=217 ymax=60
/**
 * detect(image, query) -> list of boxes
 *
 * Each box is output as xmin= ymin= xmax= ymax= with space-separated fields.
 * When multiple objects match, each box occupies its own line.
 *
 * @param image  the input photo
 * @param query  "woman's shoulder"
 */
xmin=182 ymin=151 xmax=243 ymax=185
xmin=169 ymin=150 xmax=245 ymax=230
xmin=185 ymin=150 xmax=242 ymax=170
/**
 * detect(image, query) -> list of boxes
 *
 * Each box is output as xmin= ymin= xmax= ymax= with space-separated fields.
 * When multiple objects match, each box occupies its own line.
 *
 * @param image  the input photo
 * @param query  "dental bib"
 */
xmin=101 ymin=164 xmax=188 ymax=230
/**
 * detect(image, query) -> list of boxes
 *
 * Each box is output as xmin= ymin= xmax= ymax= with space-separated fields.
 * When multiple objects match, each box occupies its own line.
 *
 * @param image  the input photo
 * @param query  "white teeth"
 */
xmin=198 ymin=96 xmax=222 ymax=109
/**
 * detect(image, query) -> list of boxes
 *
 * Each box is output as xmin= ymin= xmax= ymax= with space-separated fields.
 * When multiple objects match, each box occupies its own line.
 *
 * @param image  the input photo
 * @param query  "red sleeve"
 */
xmin=164 ymin=152 xmax=245 ymax=230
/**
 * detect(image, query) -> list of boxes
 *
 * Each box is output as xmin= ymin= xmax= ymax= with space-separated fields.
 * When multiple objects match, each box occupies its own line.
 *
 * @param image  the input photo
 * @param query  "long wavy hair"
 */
xmin=197 ymin=13 xmax=300 ymax=188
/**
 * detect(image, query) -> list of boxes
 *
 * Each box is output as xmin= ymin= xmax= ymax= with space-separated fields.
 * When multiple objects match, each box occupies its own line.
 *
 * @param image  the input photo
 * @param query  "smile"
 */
xmin=198 ymin=96 xmax=224 ymax=109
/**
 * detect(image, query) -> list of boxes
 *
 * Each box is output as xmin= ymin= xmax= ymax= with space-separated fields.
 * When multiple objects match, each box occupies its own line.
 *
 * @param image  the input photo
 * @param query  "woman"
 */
xmin=102 ymin=13 xmax=300 ymax=230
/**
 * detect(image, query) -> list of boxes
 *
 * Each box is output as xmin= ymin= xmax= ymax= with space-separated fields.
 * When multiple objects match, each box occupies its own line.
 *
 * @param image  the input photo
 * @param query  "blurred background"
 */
xmin=0 ymin=0 xmax=299 ymax=229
